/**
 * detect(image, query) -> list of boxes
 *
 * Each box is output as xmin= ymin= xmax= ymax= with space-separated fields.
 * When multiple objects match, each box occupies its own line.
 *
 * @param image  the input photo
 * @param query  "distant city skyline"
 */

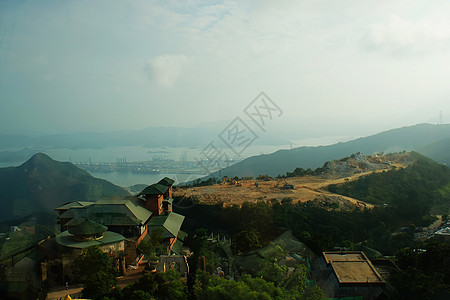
xmin=1 ymin=0 xmax=450 ymax=137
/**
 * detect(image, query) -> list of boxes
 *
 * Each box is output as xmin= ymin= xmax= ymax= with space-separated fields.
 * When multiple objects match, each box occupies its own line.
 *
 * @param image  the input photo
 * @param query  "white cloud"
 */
xmin=360 ymin=14 xmax=450 ymax=56
xmin=144 ymin=54 xmax=190 ymax=87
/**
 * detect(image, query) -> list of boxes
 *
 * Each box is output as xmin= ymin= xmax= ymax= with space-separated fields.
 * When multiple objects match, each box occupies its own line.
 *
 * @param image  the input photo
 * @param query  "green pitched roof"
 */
xmin=139 ymin=183 xmax=168 ymax=195
xmin=55 ymin=201 xmax=94 ymax=210
xmin=66 ymin=215 xmax=141 ymax=227
xmin=147 ymin=212 xmax=185 ymax=238
xmin=59 ymin=197 xmax=152 ymax=225
xmin=178 ymin=230 xmax=188 ymax=242
xmin=171 ymin=239 xmax=183 ymax=255
xmin=158 ymin=177 xmax=175 ymax=186
xmin=56 ymin=230 xmax=125 ymax=249
xmin=68 ymin=219 xmax=107 ymax=235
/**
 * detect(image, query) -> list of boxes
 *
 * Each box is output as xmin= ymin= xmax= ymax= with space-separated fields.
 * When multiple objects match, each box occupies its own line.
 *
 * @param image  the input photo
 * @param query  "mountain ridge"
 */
xmin=208 ymin=123 xmax=450 ymax=178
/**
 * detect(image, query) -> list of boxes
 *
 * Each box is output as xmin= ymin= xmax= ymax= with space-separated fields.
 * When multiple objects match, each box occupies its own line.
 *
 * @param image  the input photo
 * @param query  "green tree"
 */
xmin=121 ymin=269 xmax=186 ymax=300
xmin=139 ymin=228 xmax=165 ymax=260
xmin=233 ymin=228 xmax=262 ymax=253
xmin=155 ymin=269 xmax=187 ymax=300
xmin=72 ymin=246 xmax=119 ymax=299
xmin=198 ymin=274 xmax=283 ymax=300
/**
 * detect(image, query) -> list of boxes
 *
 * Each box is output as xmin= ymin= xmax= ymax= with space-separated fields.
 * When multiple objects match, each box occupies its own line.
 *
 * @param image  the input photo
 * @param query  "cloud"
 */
xmin=360 ymin=14 xmax=450 ymax=57
xmin=144 ymin=54 xmax=189 ymax=87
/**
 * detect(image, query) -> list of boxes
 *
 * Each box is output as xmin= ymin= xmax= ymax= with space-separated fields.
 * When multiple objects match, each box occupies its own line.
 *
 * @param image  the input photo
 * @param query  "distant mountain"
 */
xmin=0 ymin=153 xmax=130 ymax=219
xmin=417 ymin=137 xmax=450 ymax=166
xmin=208 ymin=123 xmax=450 ymax=178
xmin=0 ymin=125 xmax=287 ymax=150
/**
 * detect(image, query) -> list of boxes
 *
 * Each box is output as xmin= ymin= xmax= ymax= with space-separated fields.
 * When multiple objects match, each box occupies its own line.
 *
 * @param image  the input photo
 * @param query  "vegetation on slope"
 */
xmin=0 ymin=153 xmax=130 ymax=219
xmin=328 ymin=152 xmax=450 ymax=219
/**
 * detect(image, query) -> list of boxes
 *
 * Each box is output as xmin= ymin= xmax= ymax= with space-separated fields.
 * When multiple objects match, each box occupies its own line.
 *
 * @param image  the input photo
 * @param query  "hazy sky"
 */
xmin=1 ymin=0 xmax=450 ymax=137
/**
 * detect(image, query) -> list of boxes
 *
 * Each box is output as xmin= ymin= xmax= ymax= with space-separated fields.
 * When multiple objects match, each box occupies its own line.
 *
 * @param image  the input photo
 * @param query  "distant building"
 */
xmin=435 ymin=226 xmax=450 ymax=243
xmin=313 ymin=251 xmax=389 ymax=300
xmin=10 ymin=226 xmax=20 ymax=232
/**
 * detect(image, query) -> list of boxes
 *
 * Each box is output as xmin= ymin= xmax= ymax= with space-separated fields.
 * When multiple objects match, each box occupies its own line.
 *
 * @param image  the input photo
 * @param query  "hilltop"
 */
xmin=0 ymin=153 xmax=130 ymax=219
xmin=206 ymin=123 xmax=450 ymax=178
xmin=174 ymin=152 xmax=416 ymax=210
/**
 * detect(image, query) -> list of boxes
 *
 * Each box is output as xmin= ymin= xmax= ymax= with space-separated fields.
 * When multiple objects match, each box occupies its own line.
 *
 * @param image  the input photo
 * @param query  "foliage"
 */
xmin=187 ymin=177 xmax=220 ymax=187
xmin=391 ymin=239 xmax=450 ymax=299
xmin=192 ymin=270 xmax=325 ymax=300
xmin=328 ymin=155 xmax=450 ymax=222
xmin=188 ymin=229 xmax=224 ymax=274
xmin=72 ymin=246 xmax=119 ymax=299
xmin=193 ymin=271 xmax=283 ymax=300
xmin=138 ymin=228 xmax=165 ymax=260
xmin=120 ymin=269 xmax=186 ymax=300
xmin=220 ymin=202 xmax=280 ymax=253
xmin=283 ymin=166 xmax=324 ymax=178
xmin=0 ymin=153 xmax=130 ymax=219
xmin=272 ymin=200 xmax=426 ymax=254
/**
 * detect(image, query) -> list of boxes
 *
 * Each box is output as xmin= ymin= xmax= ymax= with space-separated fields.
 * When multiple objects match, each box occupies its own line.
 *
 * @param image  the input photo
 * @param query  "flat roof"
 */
xmin=323 ymin=251 xmax=385 ymax=284
xmin=323 ymin=252 xmax=367 ymax=264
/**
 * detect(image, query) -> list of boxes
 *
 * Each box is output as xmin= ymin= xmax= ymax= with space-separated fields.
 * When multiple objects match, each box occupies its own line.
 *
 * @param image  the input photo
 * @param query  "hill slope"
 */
xmin=175 ymin=152 xmax=417 ymax=210
xmin=0 ymin=153 xmax=130 ymax=219
xmin=417 ymin=137 xmax=450 ymax=166
xmin=209 ymin=123 xmax=450 ymax=177
xmin=329 ymin=151 xmax=450 ymax=218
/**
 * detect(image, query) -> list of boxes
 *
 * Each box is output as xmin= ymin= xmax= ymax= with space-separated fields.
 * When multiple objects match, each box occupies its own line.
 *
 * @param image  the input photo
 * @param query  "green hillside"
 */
xmin=210 ymin=123 xmax=450 ymax=178
xmin=0 ymin=153 xmax=130 ymax=219
xmin=417 ymin=137 xmax=450 ymax=166
xmin=328 ymin=152 xmax=450 ymax=218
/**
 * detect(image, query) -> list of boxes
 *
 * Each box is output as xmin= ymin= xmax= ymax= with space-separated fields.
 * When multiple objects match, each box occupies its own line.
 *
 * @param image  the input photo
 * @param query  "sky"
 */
xmin=1 ymin=0 xmax=450 ymax=138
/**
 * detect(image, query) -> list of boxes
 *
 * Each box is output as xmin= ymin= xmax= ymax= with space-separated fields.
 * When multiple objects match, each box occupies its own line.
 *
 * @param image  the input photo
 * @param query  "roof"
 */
xmin=56 ymin=230 xmax=125 ymax=249
xmin=55 ymin=201 xmax=94 ymax=210
xmin=171 ymin=239 xmax=183 ymax=255
xmin=178 ymin=230 xmax=188 ymax=242
xmin=139 ymin=183 xmax=169 ymax=195
xmin=68 ymin=219 xmax=107 ymax=235
xmin=59 ymin=197 xmax=152 ymax=225
xmin=323 ymin=251 xmax=385 ymax=284
xmin=158 ymin=177 xmax=175 ymax=186
xmin=66 ymin=215 xmax=141 ymax=227
xmin=148 ymin=212 xmax=185 ymax=238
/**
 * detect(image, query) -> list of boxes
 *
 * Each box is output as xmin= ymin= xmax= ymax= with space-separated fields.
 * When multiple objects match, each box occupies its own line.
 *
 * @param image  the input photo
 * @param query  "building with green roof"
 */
xmin=158 ymin=177 xmax=175 ymax=186
xmin=50 ymin=177 xmax=186 ymax=278
xmin=57 ymin=196 xmax=152 ymax=238
xmin=147 ymin=212 xmax=185 ymax=238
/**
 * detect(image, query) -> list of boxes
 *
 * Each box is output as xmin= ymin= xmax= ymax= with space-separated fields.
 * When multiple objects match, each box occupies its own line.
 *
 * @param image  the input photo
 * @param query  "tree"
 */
xmin=121 ymin=269 xmax=186 ymax=300
xmin=198 ymin=273 xmax=283 ymax=300
xmin=72 ymin=246 xmax=119 ymax=299
xmin=139 ymin=228 xmax=165 ymax=260
xmin=233 ymin=229 xmax=262 ymax=253
xmin=155 ymin=269 xmax=187 ymax=300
